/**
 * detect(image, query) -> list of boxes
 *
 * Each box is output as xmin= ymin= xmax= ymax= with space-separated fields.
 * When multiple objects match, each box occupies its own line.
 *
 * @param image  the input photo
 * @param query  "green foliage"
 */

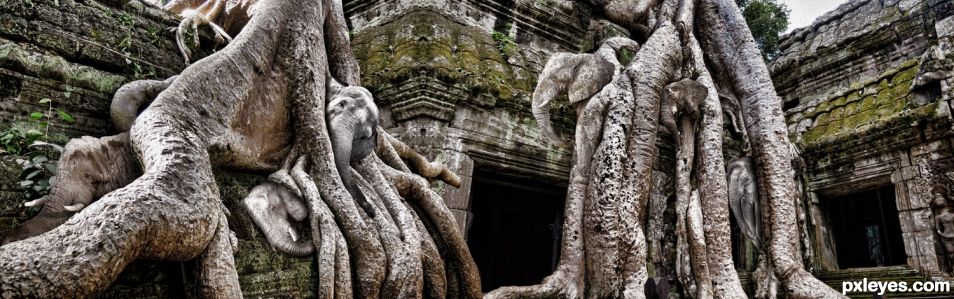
xmin=1 ymin=122 xmax=44 ymax=156
xmin=736 ymin=0 xmax=789 ymax=60
xmin=16 ymin=153 xmax=58 ymax=203
xmin=491 ymin=23 xmax=517 ymax=59
xmin=0 ymin=98 xmax=72 ymax=203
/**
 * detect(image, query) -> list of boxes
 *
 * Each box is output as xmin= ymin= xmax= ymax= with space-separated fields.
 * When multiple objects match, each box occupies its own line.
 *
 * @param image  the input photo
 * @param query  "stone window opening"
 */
xmin=821 ymin=185 xmax=907 ymax=269
xmin=912 ymin=79 xmax=943 ymax=106
xmin=466 ymin=169 xmax=567 ymax=293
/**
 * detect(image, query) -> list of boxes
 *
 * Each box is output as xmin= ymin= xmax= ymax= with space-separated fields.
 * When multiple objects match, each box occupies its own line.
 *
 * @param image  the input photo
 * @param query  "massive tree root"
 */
xmin=0 ymin=0 xmax=479 ymax=297
xmin=487 ymin=0 xmax=841 ymax=298
xmin=0 ymin=0 xmax=843 ymax=297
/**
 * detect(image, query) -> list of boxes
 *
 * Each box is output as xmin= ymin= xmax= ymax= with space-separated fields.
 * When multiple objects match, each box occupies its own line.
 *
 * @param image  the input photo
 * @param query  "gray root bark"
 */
xmin=485 ymin=24 xmax=682 ymax=299
xmin=686 ymin=28 xmax=748 ymax=299
xmin=0 ymin=0 xmax=479 ymax=298
xmin=487 ymin=0 xmax=828 ymax=297
xmin=696 ymin=0 xmax=844 ymax=297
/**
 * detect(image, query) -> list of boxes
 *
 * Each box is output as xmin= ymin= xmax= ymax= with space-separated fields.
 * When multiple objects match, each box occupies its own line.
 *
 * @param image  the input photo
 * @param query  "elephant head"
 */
xmin=660 ymin=79 xmax=708 ymax=142
xmin=726 ymin=156 xmax=761 ymax=248
xmin=532 ymin=38 xmax=637 ymax=148
xmin=243 ymin=182 xmax=313 ymax=256
xmin=532 ymin=53 xmax=615 ymax=148
xmin=326 ymin=76 xmax=379 ymax=218
xmin=1 ymin=133 xmax=139 ymax=245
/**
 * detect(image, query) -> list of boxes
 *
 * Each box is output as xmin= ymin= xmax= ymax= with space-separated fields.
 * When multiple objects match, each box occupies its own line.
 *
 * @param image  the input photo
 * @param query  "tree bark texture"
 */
xmin=0 ymin=0 xmax=479 ymax=298
xmin=696 ymin=0 xmax=844 ymax=297
xmin=0 ymin=0 xmax=842 ymax=297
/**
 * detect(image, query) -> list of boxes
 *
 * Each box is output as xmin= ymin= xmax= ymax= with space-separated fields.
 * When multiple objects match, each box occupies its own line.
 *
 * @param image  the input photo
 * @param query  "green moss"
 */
xmin=844 ymin=113 xmax=864 ymax=129
xmin=891 ymin=64 xmax=918 ymax=85
xmin=814 ymin=100 xmax=832 ymax=114
xmin=842 ymin=101 xmax=860 ymax=117
xmin=814 ymin=111 xmax=831 ymax=126
xmin=797 ymin=58 xmax=938 ymax=148
xmin=825 ymin=119 xmax=844 ymax=134
xmin=351 ymin=10 xmax=535 ymax=107
xmin=832 ymin=96 xmax=847 ymax=107
xmin=802 ymin=125 xmax=827 ymax=144
xmin=0 ymin=43 xmax=125 ymax=93
xmin=861 ymin=95 xmax=878 ymax=111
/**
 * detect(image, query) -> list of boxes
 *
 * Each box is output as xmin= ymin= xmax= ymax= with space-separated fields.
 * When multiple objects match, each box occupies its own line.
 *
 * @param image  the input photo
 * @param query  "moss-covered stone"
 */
xmin=351 ymin=9 xmax=536 ymax=107
xmin=891 ymin=64 xmax=919 ymax=85
xmin=0 ymin=42 xmax=126 ymax=94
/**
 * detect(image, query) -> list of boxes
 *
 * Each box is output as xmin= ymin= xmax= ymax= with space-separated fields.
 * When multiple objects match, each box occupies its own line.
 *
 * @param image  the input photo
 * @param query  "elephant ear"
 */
xmin=727 ymin=156 xmax=762 ymax=248
xmin=327 ymin=74 xmax=344 ymax=97
xmin=568 ymin=56 xmax=615 ymax=104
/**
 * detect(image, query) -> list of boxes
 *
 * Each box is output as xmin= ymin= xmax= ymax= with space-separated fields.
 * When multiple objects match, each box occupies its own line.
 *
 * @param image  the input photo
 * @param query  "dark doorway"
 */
xmin=823 ymin=185 xmax=906 ymax=269
xmin=466 ymin=169 xmax=566 ymax=292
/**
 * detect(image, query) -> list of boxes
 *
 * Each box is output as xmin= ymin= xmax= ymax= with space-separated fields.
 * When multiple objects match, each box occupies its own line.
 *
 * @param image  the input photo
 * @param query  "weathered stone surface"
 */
xmin=0 ymin=0 xmax=217 ymax=138
xmin=773 ymin=0 xmax=954 ymax=281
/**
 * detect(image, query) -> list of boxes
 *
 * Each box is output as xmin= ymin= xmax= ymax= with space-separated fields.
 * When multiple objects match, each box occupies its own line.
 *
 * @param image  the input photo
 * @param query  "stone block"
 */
xmin=936 ymin=16 xmax=954 ymax=37
xmin=441 ymin=153 xmax=474 ymax=210
xmin=915 ymin=230 xmax=941 ymax=258
xmin=910 ymin=208 xmax=935 ymax=232
xmin=451 ymin=208 xmax=471 ymax=235
xmin=902 ymin=232 xmax=919 ymax=260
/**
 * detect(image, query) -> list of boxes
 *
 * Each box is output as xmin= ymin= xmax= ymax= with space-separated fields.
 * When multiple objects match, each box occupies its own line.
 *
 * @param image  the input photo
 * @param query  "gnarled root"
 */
xmin=383 ymin=130 xmax=462 ymax=188
xmin=486 ymin=23 xmax=682 ymax=299
xmin=697 ymin=0 xmax=844 ymax=297
xmin=258 ymin=126 xmax=475 ymax=298
xmin=197 ymin=205 xmax=242 ymax=299
xmin=168 ymin=0 xmax=234 ymax=63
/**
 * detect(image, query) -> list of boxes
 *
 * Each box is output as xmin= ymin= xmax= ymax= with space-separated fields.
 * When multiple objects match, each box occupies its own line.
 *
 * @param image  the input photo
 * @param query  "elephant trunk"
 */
xmin=261 ymin=223 xmax=314 ymax=256
xmin=0 ymin=186 xmax=76 ymax=245
xmin=110 ymin=76 xmax=177 ymax=132
xmin=532 ymin=81 xmax=571 ymax=148
xmin=330 ymin=118 xmax=376 ymax=218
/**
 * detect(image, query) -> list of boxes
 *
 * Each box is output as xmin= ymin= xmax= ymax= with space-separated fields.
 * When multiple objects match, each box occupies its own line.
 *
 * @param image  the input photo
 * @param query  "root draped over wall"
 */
xmin=0 ymin=0 xmax=845 ymax=298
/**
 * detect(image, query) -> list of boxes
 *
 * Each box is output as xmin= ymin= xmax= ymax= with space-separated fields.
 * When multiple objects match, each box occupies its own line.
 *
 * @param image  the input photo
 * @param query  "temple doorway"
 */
xmin=466 ymin=169 xmax=567 ymax=292
xmin=822 ymin=185 xmax=906 ymax=269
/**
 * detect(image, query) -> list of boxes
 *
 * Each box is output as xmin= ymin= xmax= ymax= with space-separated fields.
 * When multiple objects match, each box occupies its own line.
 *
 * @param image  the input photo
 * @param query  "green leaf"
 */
xmin=38 ymin=98 xmax=51 ymax=104
xmin=44 ymin=163 xmax=57 ymax=174
xmin=26 ymin=129 xmax=43 ymax=136
xmin=33 ymin=184 xmax=46 ymax=192
xmin=31 ymin=156 xmax=48 ymax=164
xmin=30 ymin=112 xmax=44 ymax=120
xmin=19 ymin=180 xmax=33 ymax=187
xmin=57 ymin=109 xmax=74 ymax=123
xmin=24 ymin=170 xmax=41 ymax=180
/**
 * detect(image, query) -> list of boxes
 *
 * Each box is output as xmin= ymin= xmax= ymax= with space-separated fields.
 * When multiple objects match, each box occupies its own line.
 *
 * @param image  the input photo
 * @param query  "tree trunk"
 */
xmin=696 ymin=0 xmax=844 ymax=297
xmin=0 ymin=0 xmax=840 ymax=297
xmin=0 ymin=0 xmax=480 ymax=298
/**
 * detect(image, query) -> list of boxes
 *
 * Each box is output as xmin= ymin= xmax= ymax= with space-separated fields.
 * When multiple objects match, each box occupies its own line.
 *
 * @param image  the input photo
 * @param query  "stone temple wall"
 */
xmin=2 ymin=0 xmax=950 ymax=296
xmin=770 ymin=0 xmax=954 ymax=288
xmin=344 ymin=0 xmax=678 ymax=237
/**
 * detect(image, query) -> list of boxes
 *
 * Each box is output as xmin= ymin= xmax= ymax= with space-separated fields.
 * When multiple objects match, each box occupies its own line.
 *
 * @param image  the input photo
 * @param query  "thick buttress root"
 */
xmin=260 ymin=129 xmax=478 ymax=298
xmin=486 ymin=23 xmax=683 ymax=299
xmin=488 ymin=0 xmax=839 ymax=297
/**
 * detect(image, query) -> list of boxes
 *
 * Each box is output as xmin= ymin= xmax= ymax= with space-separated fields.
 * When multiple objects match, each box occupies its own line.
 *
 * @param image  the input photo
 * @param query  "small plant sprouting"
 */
xmin=0 ymin=98 xmax=73 ymax=206
xmin=492 ymin=23 xmax=517 ymax=59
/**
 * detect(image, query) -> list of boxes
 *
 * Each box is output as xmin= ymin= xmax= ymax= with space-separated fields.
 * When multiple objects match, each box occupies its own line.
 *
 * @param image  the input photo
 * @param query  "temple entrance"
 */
xmin=466 ymin=169 xmax=567 ymax=292
xmin=822 ymin=185 xmax=906 ymax=269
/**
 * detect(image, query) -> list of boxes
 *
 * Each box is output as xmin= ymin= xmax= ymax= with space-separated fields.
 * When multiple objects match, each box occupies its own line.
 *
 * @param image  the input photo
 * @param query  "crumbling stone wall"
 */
xmin=771 ymin=0 xmax=954 ymax=284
